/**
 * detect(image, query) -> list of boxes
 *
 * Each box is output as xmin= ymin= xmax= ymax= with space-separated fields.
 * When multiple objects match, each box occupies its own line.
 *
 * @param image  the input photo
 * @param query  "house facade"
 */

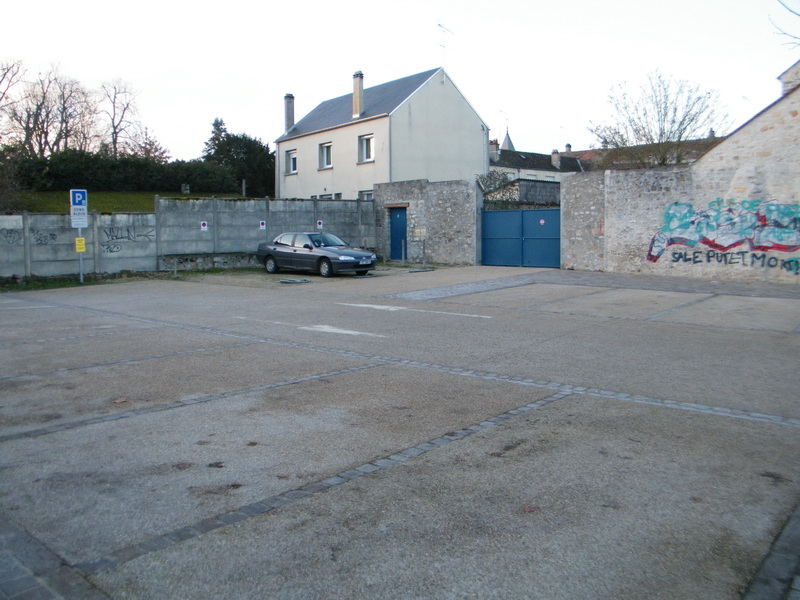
xmin=275 ymin=68 xmax=489 ymax=200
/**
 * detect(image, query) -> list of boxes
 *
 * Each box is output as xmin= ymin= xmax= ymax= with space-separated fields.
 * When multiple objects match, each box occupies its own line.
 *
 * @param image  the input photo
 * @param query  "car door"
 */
xmin=291 ymin=234 xmax=318 ymax=271
xmin=271 ymin=233 xmax=296 ymax=269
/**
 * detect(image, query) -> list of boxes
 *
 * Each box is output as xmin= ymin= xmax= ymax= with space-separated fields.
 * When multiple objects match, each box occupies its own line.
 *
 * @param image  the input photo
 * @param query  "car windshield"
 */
xmin=309 ymin=233 xmax=347 ymax=247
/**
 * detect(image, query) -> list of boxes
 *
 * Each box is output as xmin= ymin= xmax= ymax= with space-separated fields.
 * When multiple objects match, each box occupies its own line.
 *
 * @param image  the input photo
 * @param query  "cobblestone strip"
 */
xmin=0 ymin=326 xmax=164 ymax=349
xmin=387 ymin=274 xmax=542 ymax=301
xmin=520 ymin=306 xmax=799 ymax=334
xmin=8 ymin=296 xmax=796 ymax=432
xmin=5 ymin=351 xmax=799 ymax=445
xmin=0 ymin=364 xmax=385 ymax=444
xmin=0 ymin=520 xmax=107 ymax=600
xmin=0 ymin=341 xmax=264 ymax=381
xmin=400 ymin=365 xmax=800 ymax=429
xmin=742 ymin=501 xmax=800 ymax=600
xmin=73 ymin=391 xmax=571 ymax=577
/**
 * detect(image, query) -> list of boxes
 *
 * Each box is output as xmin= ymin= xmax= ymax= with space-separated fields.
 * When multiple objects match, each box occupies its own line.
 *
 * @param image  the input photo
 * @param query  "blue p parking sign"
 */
xmin=71 ymin=189 xmax=87 ymax=207
xmin=70 ymin=189 xmax=88 ymax=228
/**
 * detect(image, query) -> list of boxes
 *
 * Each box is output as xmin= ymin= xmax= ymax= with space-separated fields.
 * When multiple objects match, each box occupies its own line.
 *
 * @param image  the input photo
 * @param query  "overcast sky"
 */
xmin=4 ymin=0 xmax=799 ymax=161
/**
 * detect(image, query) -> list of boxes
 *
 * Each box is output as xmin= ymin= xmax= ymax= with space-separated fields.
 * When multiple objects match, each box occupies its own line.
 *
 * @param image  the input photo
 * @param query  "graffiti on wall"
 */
xmin=101 ymin=227 xmax=155 ymax=253
xmin=1 ymin=229 xmax=23 ymax=246
xmin=31 ymin=230 xmax=57 ymax=245
xmin=647 ymin=199 xmax=800 ymax=274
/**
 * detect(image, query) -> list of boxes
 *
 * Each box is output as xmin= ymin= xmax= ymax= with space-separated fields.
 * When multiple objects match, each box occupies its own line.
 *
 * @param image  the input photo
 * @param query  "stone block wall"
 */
xmin=374 ymin=179 xmax=480 ymax=265
xmin=561 ymin=86 xmax=800 ymax=283
xmin=603 ymin=167 xmax=695 ymax=274
xmin=560 ymin=171 xmax=606 ymax=272
xmin=562 ymin=166 xmax=799 ymax=283
xmin=691 ymin=91 xmax=800 ymax=204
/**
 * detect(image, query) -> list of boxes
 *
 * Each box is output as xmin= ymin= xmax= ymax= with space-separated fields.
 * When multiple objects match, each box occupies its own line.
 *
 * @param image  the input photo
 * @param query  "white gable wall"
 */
xmin=389 ymin=71 xmax=488 ymax=184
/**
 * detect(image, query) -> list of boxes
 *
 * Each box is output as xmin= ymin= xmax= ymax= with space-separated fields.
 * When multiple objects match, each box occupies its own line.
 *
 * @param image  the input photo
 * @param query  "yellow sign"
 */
xmin=75 ymin=237 xmax=86 ymax=253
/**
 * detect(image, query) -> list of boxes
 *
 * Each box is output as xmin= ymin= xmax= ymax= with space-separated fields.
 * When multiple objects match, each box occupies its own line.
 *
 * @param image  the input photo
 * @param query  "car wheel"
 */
xmin=319 ymin=258 xmax=333 ymax=278
xmin=265 ymin=256 xmax=279 ymax=274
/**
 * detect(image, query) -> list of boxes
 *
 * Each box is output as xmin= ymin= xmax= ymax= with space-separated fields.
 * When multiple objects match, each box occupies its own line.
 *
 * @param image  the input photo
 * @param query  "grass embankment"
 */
xmin=14 ymin=191 xmax=243 ymax=213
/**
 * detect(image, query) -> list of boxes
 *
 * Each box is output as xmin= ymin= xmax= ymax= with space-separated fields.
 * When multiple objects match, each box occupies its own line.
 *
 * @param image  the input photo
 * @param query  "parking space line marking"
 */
xmin=338 ymin=303 xmax=492 ymax=319
xmin=299 ymin=324 xmax=385 ymax=337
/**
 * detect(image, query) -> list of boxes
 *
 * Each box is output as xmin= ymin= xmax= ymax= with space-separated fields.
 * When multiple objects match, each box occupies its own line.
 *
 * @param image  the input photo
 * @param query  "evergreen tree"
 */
xmin=203 ymin=119 xmax=275 ymax=196
xmin=203 ymin=118 xmax=228 ymax=160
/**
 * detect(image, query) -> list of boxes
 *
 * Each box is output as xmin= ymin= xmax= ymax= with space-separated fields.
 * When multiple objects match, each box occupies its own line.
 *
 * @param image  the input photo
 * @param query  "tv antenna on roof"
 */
xmin=438 ymin=23 xmax=455 ymax=66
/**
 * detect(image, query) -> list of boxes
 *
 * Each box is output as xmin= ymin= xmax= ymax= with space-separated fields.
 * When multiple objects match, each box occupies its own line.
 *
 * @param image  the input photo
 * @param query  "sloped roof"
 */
xmin=491 ymin=149 xmax=583 ymax=173
xmin=277 ymin=68 xmax=441 ymax=143
xmin=569 ymin=136 xmax=723 ymax=170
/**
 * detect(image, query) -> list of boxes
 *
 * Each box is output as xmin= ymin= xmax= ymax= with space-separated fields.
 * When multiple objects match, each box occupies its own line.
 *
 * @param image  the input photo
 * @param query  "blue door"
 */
xmin=390 ymin=208 xmax=407 ymax=260
xmin=482 ymin=209 xmax=560 ymax=267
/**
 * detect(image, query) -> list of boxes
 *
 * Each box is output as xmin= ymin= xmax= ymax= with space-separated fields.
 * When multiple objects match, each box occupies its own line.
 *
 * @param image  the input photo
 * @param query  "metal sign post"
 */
xmin=70 ymin=190 xmax=88 ymax=283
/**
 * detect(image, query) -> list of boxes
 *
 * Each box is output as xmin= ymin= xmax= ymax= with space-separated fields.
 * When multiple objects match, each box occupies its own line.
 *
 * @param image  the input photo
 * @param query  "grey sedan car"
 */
xmin=256 ymin=232 xmax=377 ymax=277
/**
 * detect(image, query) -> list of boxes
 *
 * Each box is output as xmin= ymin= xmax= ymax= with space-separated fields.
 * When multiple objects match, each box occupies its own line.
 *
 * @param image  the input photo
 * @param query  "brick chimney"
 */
xmin=489 ymin=139 xmax=500 ymax=162
xmin=353 ymin=71 xmax=364 ymax=118
xmin=284 ymin=93 xmax=295 ymax=133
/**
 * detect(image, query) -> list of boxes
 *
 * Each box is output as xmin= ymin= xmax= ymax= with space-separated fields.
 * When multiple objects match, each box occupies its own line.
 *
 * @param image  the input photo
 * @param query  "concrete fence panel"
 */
xmin=1 ymin=197 xmax=378 ymax=278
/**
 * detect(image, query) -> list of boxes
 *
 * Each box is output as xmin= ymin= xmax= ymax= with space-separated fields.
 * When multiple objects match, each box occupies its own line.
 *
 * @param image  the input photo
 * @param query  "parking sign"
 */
xmin=70 ymin=189 xmax=88 ymax=228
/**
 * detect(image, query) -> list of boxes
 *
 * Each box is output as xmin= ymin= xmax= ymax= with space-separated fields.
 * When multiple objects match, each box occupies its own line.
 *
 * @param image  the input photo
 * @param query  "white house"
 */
xmin=275 ymin=68 xmax=489 ymax=200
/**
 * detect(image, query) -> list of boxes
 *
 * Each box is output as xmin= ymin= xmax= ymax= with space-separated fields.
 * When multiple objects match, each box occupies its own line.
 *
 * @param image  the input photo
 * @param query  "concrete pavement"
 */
xmin=1 ymin=266 xmax=798 ymax=599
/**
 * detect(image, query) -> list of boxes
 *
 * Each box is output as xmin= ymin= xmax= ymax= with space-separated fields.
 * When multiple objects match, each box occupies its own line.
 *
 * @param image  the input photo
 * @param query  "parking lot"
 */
xmin=1 ymin=266 xmax=799 ymax=599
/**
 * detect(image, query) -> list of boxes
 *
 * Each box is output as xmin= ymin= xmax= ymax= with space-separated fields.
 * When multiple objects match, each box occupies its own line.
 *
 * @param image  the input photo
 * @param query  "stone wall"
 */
xmin=691 ymin=90 xmax=800 ymax=204
xmin=560 ymin=171 xmax=606 ymax=272
xmin=374 ymin=179 xmax=481 ymax=265
xmin=561 ymin=85 xmax=799 ymax=283
xmin=603 ymin=167 xmax=695 ymax=274
xmin=562 ymin=167 xmax=800 ymax=283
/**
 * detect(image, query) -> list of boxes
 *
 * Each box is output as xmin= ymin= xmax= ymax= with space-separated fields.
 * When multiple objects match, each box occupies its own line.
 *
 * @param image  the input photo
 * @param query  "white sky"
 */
xmin=4 ymin=0 xmax=799 ymax=161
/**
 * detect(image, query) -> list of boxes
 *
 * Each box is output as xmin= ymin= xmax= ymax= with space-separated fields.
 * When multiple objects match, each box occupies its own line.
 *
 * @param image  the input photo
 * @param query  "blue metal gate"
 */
xmin=481 ymin=209 xmax=560 ymax=267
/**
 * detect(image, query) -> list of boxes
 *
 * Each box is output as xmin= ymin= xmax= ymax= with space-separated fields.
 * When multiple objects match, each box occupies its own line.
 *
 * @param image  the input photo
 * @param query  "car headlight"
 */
xmin=370 ymin=254 xmax=377 ymax=260
xmin=338 ymin=255 xmax=356 ymax=261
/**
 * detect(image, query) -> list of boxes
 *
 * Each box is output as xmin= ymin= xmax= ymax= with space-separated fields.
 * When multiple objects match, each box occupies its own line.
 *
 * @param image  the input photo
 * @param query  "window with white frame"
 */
xmin=286 ymin=150 xmax=297 ymax=174
xmin=358 ymin=134 xmax=374 ymax=163
xmin=319 ymin=142 xmax=332 ymax=169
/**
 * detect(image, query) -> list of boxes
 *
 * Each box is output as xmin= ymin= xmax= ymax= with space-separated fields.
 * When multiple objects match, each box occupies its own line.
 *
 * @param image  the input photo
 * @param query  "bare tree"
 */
xmin=0 ymin=59 xmax=24 ymax=148
xmin=477 ymin=170 xmax=515 ymax=199
xmin=100 ymin=80 xmax=137 ymax=158
xmin=772 ymin=0 xmax=800 ymax=45
xmin=0 ymin=59 xmax=23 ymax=114
xmin=50 ymin=75 xmax=97 ymax=153
xmin=5 ymin=67 xmax=98 ymax=157
xmin=588 ymin=71 xmax=727 ymax=168
xmin=7 ymin=70 xmax=59 ymax=157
